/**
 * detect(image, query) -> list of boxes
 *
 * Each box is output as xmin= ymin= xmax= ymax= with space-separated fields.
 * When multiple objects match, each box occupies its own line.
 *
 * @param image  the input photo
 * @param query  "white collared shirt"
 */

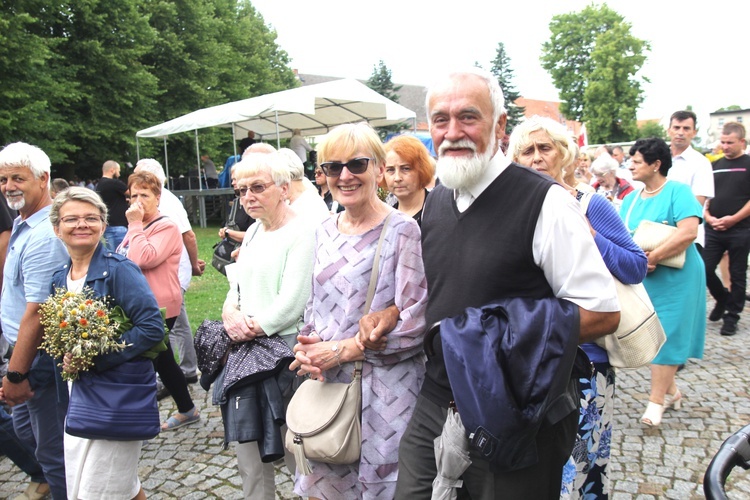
xmin=454 ymin=150 xmax=619 ymax=313
xmin=669 ymin=146 xmax=714 ymax=245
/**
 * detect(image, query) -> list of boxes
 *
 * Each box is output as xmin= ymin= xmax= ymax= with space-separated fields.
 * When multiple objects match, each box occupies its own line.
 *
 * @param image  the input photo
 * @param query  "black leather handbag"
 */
xmin=211 ymin=238 xmax=240 ymax=276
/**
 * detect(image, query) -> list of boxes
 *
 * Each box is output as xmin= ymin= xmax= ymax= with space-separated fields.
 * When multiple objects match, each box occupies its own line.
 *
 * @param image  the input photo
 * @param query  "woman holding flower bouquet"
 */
xmin=49 ymin=187 xmax=166 ymax=499
xmin=117 ymin=171 xmax=200 ymax=430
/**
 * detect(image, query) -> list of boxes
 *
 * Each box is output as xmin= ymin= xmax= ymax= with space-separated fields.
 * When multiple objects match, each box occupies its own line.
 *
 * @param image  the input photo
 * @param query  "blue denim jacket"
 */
xmin=50 ymin=243 xmax=165 ymax=372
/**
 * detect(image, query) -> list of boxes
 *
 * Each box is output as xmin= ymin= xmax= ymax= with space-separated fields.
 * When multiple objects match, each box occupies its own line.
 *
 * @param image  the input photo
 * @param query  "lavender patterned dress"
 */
xmin=294 ymin=209 xmax=428 ymax=500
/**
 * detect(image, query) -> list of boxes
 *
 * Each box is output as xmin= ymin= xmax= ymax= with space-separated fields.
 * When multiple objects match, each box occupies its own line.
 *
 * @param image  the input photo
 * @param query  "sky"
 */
xmin=249 ymin=0 xmax=749 ymax=140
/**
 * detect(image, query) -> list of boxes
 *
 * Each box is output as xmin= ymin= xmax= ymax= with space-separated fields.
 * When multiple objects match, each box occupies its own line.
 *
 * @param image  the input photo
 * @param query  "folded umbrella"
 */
xmin=432 ymin=408 xmax=472 ymax=500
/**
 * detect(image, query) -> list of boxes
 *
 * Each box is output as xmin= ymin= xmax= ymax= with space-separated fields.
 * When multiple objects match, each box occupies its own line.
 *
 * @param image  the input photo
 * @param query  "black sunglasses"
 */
xmin=319 ymin=157 xmax=371 ymax=177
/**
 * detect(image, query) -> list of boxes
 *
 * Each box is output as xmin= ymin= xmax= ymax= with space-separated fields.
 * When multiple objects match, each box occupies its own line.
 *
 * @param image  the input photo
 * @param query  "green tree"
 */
xmin=716 ymin=105 xmax=742 ymax=112
xmin=0 ymin=3 xmax=82 ymax=164
xmin=0 ymin=0 xmax=297 ymax=179
xmin=541 ymin=4 xmax=649 ymax=143
xmin=366 ymin=60 xmax=407 ymax=140
xmin=489 ymin=42 xmax=524 ymax=129
xmin=139 ymin=0 xmax=297 ymax=172
xmin=56 ymin=0 xmax=160 ymax=175
xmin=637 ymin=121 xmax=667 ymax=140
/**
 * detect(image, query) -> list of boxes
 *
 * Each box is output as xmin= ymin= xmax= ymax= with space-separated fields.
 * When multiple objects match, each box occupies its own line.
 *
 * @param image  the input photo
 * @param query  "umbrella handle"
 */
xmin=424 ymin=321 xmax=441 ymax=357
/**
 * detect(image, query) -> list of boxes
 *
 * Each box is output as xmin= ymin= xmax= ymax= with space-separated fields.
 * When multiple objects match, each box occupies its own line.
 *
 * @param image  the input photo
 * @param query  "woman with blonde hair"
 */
xmin=290 ymin=123 xmax=428 ymax=499
xmin=509 ymin=116 xmax=647 ymax=499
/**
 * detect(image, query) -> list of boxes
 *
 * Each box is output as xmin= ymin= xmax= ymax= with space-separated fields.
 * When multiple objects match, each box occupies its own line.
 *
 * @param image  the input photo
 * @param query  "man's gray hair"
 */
xmin=425 ymin=68 xmax=507 ymax=125
xmin=135 ymin=158 xmax=167 ymax=186
xmin=0 ymin=142 xmax=51 ymax=181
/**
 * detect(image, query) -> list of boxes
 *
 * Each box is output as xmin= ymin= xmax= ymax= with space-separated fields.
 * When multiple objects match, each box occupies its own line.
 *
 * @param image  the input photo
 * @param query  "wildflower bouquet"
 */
xmin=39 ymin=287 xmax=128 ymax=381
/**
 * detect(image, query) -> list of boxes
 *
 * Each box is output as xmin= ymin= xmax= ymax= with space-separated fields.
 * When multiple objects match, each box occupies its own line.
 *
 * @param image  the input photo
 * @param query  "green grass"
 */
xmin=184 ymin=225 xmax=231 ymax=334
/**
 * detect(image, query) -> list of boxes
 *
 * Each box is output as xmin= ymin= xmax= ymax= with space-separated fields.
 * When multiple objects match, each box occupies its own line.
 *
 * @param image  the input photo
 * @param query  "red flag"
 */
xmin=577 ymin=124 xmax=588 ymax=148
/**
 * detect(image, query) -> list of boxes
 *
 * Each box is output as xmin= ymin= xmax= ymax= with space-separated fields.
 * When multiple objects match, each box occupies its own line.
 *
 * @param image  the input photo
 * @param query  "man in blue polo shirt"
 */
xmin=0 ymin=142 xmax=69 ymax=499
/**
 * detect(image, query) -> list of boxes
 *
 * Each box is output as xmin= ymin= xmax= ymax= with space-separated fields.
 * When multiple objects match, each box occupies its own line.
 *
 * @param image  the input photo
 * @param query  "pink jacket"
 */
xmin=120 ymin=213 xmax=183 ymax=318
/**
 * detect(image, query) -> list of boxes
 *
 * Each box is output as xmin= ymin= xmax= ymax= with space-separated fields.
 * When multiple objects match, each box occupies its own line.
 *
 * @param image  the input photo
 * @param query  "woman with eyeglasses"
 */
xmin=382 ymin=135 xmax=435 ymax=227
xmin=218 ymin=151 xmax=317 ymax=499
xmin=117 ymin=171 xmax=201 ymax=431
xmin=313 ymin=165 xmax=342 ymax=213
xmin=49 ymin=187 xmax=165 ymax=500
xmin=289 ymin=123 xmax=428 ymax=499
xmin=218 ymin=163 xmax=253 ymax=245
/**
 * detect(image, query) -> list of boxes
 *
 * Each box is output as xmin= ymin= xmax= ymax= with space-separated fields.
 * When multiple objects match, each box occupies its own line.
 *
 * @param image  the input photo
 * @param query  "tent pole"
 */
xmin=163 ymin=138 xmax=170 ymax=190
xmin=232 ymin=123 xmax=238 ymax=157
xmin=275 ymin=110 xmax=280 ymax=149
xmin=136 ymin=137 xmax=140 ymax=161
xmin=195 ymin=129 xmax=202 ymax=192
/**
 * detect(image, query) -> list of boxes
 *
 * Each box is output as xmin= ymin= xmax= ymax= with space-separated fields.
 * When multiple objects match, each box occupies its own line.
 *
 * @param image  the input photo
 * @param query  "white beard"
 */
xmin=5 ymin=192 xmax=25 ymax=211
xmin=436 ymin=137 xmax=496 ymax=191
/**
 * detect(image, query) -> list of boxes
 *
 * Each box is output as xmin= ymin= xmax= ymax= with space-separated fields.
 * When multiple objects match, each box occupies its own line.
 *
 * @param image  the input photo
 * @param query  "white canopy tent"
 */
xmin=136 ymin=78 xmax=417 ymax=185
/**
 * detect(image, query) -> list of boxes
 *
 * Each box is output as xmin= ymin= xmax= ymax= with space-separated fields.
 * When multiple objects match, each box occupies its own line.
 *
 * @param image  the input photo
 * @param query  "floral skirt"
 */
xmin=561 ymin=362 xmax=615 ymax=500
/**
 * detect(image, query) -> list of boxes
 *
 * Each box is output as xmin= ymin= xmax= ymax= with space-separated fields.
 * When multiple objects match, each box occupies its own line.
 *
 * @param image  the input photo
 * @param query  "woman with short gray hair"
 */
xmin=591 ymin=153 xmax=634 ymax=204
xmin=49 ymin=186 xmax=165 ymax=500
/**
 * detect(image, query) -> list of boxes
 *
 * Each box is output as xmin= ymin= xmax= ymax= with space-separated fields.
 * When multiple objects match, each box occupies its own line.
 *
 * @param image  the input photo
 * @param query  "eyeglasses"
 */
xmin=237 ymin=182 xmax=275 ymax=196
xmin=60 ymin=216 xmax=103 ymax=227
xmin=314 ymin=170 xmax=324 ymax=176
xmin=319 ymin=157 xmax=371 ymax=177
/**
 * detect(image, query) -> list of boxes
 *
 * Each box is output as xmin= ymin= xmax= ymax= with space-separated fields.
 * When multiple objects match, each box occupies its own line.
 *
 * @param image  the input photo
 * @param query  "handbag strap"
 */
xmin=364 ymin=211 xmax=394 ymax=315
xmin=354 ymin=210 xmax=394 ymax=375
xmin=624 ymin=188 xmax=643 ymax=231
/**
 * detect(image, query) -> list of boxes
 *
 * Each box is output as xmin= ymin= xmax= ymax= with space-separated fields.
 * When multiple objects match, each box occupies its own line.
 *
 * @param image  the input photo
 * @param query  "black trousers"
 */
xmin=704 ymin=227 xmax=750 ymax=321
xmin=154 ymin=316 xmax=194 ymax=413
xmin=395 ymin=394 xmax=577 ymax=500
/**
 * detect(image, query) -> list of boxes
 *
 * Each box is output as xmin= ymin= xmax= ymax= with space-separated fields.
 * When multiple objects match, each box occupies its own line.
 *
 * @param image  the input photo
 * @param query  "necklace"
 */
xmin=643 ymin=181 xmax=667 ymax=195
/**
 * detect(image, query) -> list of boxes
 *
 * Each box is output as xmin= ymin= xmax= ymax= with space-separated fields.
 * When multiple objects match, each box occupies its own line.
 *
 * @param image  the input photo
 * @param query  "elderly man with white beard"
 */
xmin=393 ymin=69 xmax=621 ymax=499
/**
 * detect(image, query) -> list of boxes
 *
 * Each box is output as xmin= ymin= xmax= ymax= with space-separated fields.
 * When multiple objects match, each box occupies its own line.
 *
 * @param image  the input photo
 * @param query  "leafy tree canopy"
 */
xmin=637 ymin=121 xmax=667 ymax=140
xmin=541 ymin=4 xmax=649 ymax=143
xmin=716 ymin=105 xmax=742 ymax=112
xmin=0 ymin=0 xmax=297 ymax=180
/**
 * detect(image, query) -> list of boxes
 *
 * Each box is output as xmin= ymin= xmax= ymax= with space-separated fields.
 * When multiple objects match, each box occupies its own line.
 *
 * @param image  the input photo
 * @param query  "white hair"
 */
xmin=0 ymin=142 xmax=51 ymax=181
xmin=278 ymin=148 xmax=304 ymax=181
xmin=426 ymin=68 xmax=507 ymax=126
xmin=134 ymin=158 xmax=167 ymax=186
xmin=590 ymin=153 xmax=619 ymax=176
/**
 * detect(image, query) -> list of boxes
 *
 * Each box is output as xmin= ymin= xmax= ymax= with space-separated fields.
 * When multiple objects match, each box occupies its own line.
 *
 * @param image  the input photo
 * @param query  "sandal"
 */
xmin=664 ymin=388 xmax=682 ymax=410
xmin=641 ymin=401 xmax=665 ymax=427
xmin=161 ymin=406 xmax=200 ymax=431
xmin=13 ymin=481 xmax=50 ymax=500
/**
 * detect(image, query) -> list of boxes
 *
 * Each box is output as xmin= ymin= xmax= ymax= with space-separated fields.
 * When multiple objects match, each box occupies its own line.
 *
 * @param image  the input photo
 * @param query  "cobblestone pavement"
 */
xmin=1 ymin=316 xmax=749 ymax=499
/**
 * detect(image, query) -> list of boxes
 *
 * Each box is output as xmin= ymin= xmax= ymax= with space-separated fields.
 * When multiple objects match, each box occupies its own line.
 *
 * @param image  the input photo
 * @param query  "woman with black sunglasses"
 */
xmin=290 ymin=122 xmax=428 ymax=499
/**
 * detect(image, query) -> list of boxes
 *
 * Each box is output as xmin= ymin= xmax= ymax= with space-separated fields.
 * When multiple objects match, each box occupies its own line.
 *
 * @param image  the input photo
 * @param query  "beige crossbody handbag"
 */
xmin=579 ymin=193 xmax=666 ymax=368
xmin=285 ymin=212 xmax=394 ymax=474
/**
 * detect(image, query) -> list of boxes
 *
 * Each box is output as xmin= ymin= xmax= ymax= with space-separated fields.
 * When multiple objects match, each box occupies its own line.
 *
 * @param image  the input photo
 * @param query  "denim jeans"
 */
xmin=0 ymin=406 xmax=45 ymax=483
xmin=103 ymin=225 xmax=128 ymax=252
xmin=13 ymin=383 xmax=69 ymax=499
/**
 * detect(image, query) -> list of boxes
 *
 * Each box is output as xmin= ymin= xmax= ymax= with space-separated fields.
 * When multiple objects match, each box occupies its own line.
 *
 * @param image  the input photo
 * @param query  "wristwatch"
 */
xmin=6 ymin=371 xmax=29 ymax=384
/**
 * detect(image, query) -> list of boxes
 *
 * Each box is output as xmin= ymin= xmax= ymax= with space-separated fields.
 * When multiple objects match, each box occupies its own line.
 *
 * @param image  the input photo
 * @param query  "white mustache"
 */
xmin=438 ymin=140 xmax=477 ymax=156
